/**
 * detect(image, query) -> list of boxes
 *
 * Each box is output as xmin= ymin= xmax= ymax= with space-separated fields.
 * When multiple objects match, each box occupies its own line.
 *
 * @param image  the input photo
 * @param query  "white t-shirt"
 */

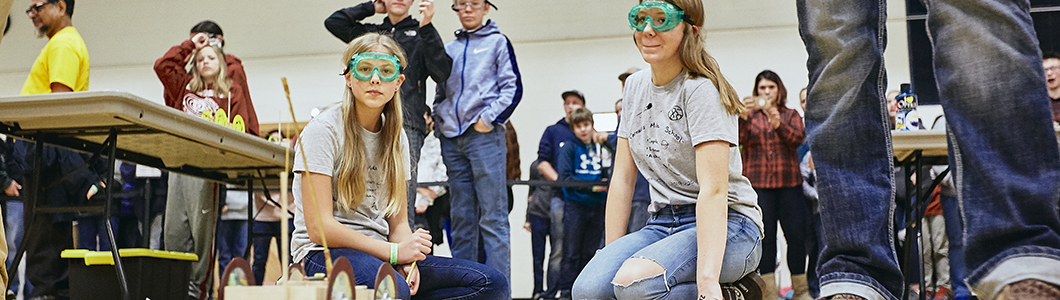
xmin=290 ymin=106 xmax=411 ymax=263
xmin=618 ymin=70 xmax=764 ymax=235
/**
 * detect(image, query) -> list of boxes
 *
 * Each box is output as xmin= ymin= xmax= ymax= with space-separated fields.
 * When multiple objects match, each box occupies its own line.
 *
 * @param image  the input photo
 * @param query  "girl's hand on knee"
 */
xmin=397 ymin=229 xmax=432 ymax=263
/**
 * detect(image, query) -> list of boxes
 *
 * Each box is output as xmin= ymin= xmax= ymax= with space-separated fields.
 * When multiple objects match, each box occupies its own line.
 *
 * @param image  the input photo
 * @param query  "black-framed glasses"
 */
xmin=25 ymin=0 xmax=57 ymax=16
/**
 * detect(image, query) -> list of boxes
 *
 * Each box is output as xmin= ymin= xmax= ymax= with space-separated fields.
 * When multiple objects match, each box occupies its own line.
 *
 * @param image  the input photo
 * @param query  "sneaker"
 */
xmin=997 ymin=280 xmax=1060 ymax=300
xmin=831 ymin=294 xmax=867 ymax=300
xmin=723 ymin=272 xmax=766 ymax=300
xmin=555 ymin=290 xmax=572 ymax=300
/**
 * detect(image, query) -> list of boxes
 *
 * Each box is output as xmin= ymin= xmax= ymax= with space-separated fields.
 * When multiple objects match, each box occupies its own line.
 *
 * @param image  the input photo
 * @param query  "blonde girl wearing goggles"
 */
xmin=573 ymin=1 xmax=765 ymax=300
xmin=291 ymin=32 xmax=508 ymax=300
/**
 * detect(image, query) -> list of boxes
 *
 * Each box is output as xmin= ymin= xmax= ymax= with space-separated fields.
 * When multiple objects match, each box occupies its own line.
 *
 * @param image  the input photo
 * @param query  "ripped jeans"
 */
xmin=572 ymin=205 xmax=762 ymax=300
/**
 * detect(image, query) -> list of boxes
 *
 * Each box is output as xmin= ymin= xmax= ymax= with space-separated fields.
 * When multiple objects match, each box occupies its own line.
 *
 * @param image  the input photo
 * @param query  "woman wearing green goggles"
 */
xmin=627 ymin=0 xmax=694 ymax=33
xmin=574 ymin=1 xmax=765 ymax=300
xmin=342 ymin=51 xmax=404 ymax=82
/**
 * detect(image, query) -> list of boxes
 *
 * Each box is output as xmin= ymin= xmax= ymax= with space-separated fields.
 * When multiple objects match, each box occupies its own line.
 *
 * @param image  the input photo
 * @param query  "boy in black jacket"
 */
xmin=325 ymin=0 xmax=452 ymax=226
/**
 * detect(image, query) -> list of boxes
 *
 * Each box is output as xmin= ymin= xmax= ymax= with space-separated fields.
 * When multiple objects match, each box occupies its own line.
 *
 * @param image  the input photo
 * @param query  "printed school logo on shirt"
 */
xmin=182 ymin=88 xmax=222 ymax=117
xmin=669 ymin=105 xmax=685 ymax=121
xmin=182 ymin=87 xmax=247 ymax=132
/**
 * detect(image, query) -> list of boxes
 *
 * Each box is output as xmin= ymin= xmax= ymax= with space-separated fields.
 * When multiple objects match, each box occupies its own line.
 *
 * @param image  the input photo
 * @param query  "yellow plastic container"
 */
xmin=62 ymin=248 xmax=198 ymax=300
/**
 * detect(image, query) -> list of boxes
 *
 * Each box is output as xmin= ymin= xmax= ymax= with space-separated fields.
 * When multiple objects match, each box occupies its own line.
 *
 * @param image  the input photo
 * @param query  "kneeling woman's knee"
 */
xmin=612 ymin=257 xmax=668 ymax=299
xmin=613 ymin=257 xmax=665 ymax=287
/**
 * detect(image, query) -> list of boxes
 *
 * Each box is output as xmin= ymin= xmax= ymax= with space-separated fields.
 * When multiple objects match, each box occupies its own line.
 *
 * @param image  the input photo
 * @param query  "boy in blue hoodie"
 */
xmin=434 ymin=0 xmax=521 ymax=283
xmin=555 ymin=108 xmax=607 ymax=297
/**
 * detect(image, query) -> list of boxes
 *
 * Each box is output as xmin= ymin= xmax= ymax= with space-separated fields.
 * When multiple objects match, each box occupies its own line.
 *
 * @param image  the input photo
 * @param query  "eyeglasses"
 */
xmin=25 ymin=0 xmax=56 ymax=16
xmin=452 ymin=1 xmax=496 ymax=11
xmin=1046 ymin=66 xmax=1060 ymax=73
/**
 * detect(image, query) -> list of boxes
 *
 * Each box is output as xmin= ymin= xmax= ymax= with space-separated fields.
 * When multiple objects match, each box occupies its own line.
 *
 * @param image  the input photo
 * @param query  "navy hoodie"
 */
xmin=556 ymin=140 xmax=606 ymax=205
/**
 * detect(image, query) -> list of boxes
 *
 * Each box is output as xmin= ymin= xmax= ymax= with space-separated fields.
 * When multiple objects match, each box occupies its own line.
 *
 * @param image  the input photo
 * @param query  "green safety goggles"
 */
xmin=628 ymin=1 xmax=693 ymax=33
xmin=342 ymin=52 xmax=403 ymax=82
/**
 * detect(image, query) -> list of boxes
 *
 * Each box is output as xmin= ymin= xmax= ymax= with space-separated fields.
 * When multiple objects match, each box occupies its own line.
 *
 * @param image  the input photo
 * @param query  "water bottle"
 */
xmin=894 ymin=83 xmax=920 ymax=131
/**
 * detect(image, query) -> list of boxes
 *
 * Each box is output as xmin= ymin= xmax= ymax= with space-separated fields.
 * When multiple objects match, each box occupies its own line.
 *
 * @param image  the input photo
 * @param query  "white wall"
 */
xmin=0 ymin=19 xmax=914 ymax=298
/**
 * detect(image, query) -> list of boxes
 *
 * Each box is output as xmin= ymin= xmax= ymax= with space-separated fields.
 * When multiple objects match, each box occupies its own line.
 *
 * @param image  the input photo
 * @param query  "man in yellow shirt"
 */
xmin=22 ymin=0 xmax=88 ymax=95
xmin=19 ymin=1 xmax=98 ymax=299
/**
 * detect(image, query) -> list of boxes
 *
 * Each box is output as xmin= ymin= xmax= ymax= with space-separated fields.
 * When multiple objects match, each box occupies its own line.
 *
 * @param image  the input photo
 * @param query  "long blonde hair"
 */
xmin=334 ymin=33 xmax=408 ymax=217
xmin=639 ymin=0 xmax=744 ymax=115
xmin=187 ymin=45 xmax=232 ymax=98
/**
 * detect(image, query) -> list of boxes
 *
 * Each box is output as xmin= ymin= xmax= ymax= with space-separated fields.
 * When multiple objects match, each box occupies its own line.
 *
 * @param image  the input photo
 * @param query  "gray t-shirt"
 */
xmin=618 ymin=70 xmax=763 ymax=235
xmin=290 ymin=106 xmax=411 ymax=263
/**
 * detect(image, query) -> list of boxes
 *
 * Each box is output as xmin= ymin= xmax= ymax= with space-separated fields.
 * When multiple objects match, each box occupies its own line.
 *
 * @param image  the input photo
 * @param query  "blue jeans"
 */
xmin=216 ymin=219 xmax=248 ymax=273
xmin=77 ymin=216 xmax=119 ymax=251
xmin=4 ymin=201 xmax=31 ymax=295
xmin=797 ymin=0 xmax=1060 ymax=299
xmin=438 ymin=125 xmax=511 ymax=283
xmin=304 ymin=249 xmax=510 ymax=300
xmin=251 ymin=220 xmax=289 ymax=285
xmin=572 ymin=206 xmax=762 ymax=300
xmin=939 ymin=194 xmax=970 ymax=298
xmin=559 ymin=200 xmax=605 ymax=292
xmin=528 ymin=213 xmax=556 ymax=296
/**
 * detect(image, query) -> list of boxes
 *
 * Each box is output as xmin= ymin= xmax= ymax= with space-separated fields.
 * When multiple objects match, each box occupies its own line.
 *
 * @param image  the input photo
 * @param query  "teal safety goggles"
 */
xmin=628 ymin=1 xmax=693 ymax=33
xmin=342 ymin=52 xmax=403 ymax=82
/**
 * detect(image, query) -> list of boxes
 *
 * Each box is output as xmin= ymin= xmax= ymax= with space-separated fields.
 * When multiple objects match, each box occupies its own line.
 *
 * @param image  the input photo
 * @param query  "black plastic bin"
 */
xmin=62 ymin=248 xmax=198 ymax=300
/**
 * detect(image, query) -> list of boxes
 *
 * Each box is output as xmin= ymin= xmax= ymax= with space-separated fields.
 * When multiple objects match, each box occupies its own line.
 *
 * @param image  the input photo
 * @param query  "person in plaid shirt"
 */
xmin=739 ymin=70 xmax=811 ymax=300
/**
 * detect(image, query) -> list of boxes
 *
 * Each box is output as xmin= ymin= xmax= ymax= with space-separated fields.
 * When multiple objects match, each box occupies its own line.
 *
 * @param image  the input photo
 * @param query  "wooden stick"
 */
xmin=281 ymin=77 xmax=333 ymax=273
xmin=279 ymin=171 xmax=289 ymax=283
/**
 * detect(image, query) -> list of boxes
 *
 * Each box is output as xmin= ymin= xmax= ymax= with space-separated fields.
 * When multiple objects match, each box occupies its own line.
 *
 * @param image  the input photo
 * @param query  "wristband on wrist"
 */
xmin=390 ymin=242 xmax=398 ymax=265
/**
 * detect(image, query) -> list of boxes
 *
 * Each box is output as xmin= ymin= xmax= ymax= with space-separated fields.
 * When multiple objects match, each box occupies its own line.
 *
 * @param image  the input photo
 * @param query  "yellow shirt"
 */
xmin=21 ymin=26 xmax=90 ymax=95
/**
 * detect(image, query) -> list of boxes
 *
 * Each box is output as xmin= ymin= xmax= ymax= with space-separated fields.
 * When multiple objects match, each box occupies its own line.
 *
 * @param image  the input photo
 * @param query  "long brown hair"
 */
xmin=334 ymin=33 xmax=408 ymax=217
xmin=752 ymin=70 xmax=788 ymax=108
xmin=640 ymin=0 xmax=744 ymax=115
xmin=187 ymin=45 xmax=232 ymax=98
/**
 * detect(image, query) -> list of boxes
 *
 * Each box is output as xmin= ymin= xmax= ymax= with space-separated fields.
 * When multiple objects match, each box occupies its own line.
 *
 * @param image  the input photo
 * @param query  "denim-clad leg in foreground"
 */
xmin=572 ymin=207 xmax=761 ymax=300
xmin=797 ymin=0 xmax=1060 ymax=299
xmin=439 ymin=125 xmax=512 ymax=284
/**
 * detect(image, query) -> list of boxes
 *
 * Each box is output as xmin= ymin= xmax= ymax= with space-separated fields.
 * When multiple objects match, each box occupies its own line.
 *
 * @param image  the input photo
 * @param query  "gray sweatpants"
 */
xmin=164 ymin=173 xmax=219 ymax=299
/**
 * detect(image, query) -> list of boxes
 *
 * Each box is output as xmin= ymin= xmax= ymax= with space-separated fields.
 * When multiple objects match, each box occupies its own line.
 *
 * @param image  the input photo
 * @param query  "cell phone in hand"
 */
xmin=753 ymin=96 xmax=773 ymax=110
